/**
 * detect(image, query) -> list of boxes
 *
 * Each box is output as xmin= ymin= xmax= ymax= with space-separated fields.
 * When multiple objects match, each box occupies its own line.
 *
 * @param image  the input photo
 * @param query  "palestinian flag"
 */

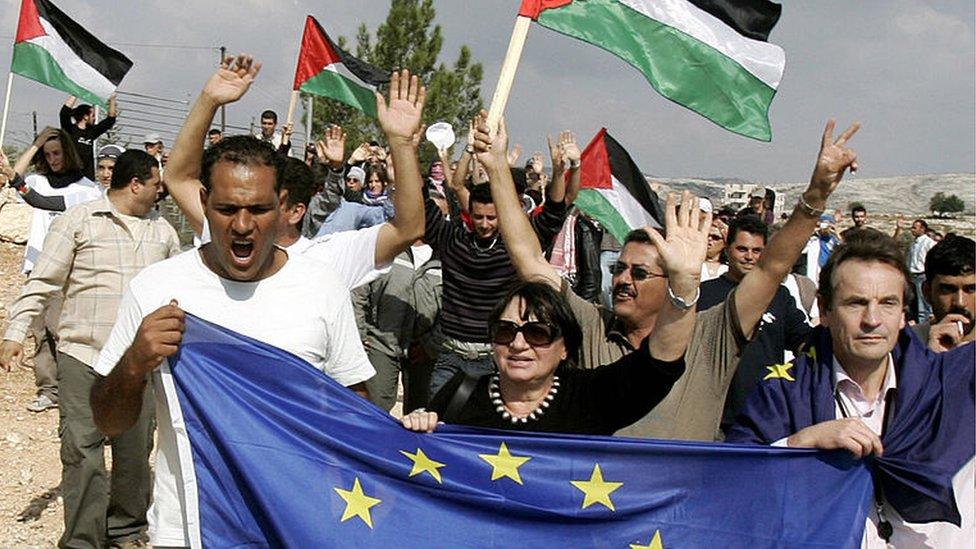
xmin=519 ymin=0 xmax=785 ymax=141
xmin=292 ymin=16 xmax=389 ymax=118
xmin=12 ymin=0 xmax=132 ymax=107
xmin=575 ymin=128 xmax=664 ymax=243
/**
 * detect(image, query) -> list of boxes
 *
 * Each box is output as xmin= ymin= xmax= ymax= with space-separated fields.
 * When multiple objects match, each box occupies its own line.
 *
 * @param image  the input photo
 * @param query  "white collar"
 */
xmin=832 ymin=353 xmax=897 ymax=398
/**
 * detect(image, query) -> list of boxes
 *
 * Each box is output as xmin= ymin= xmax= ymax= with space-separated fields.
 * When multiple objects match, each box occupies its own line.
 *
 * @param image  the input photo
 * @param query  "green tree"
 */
xmin=308 ymin=0 xmax=484 ymax=165
xmin=929 ymin=192 xmax=966 ymax=215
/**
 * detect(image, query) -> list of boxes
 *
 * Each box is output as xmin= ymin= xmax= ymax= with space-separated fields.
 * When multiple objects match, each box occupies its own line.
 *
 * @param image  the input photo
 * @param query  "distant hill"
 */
xmin=652 ymin=173 xmax=976 ymax=216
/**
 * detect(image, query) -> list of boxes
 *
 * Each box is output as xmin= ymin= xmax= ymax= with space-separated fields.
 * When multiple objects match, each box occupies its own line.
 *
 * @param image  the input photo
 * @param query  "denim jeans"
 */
xmin=912 ymin=273 xmax=932 ymax=323
xmin=428 ymin=344 xmax=495 ymax=400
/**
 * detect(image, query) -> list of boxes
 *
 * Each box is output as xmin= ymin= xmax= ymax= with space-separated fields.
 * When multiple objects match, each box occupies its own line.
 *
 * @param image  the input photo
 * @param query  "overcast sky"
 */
xmin=1 ymin=0 xmax=973 ymax=184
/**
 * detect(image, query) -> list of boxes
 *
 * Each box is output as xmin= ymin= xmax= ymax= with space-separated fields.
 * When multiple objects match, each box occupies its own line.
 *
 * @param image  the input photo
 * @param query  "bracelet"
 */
xmin=796 ymin=194 xmax=825 ymax=217
xmin=667 ymin=284 xmax=700 ymax=310
xmin=568 ymin=159 xmax=580 ymax=169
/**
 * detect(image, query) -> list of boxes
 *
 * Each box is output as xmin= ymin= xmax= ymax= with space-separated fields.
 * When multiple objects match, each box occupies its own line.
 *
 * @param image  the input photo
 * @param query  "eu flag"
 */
xmin=169 ymin=314 xmax=872 ymax=548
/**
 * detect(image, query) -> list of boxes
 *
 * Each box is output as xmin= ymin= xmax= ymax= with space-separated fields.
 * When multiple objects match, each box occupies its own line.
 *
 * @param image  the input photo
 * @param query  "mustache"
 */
xmin=612 ymin=283 xmax=636 ymax=296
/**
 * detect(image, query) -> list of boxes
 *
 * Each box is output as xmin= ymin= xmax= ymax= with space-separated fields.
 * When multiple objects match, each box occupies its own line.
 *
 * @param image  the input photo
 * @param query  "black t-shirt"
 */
xmin=60 ymin=105 xmax=116 ymax=181
xmin=429 ymin=339 xmax=684 ymax=436
xmin=698 ymin=274 xmax=813 ymax=434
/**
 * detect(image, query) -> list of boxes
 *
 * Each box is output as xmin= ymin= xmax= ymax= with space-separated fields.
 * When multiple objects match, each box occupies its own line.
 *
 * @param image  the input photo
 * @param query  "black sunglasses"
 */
xmin=609 ymin=262 xmax=667 ymax=282
xmin=489 ymin=320 xmax=560 ymax=347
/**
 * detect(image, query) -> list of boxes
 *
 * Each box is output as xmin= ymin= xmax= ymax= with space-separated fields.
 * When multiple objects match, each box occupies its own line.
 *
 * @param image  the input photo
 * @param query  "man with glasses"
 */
xmin=493 ymin=118 xmax=862 ymax=441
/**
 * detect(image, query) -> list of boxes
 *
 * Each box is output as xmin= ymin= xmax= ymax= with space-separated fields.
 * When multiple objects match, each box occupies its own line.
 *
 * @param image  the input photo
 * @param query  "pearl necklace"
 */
xmin=490 ymin=374 xmax=560 ymax=424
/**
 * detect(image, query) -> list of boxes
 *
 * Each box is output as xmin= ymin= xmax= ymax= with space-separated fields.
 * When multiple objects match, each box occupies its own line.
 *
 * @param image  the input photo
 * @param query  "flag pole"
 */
xmin=285 ymin=90 xmax=300 ymax=129
xmin=486 ymin=16 xmax=531 ymax=134
xmin=0 ymin=72 xmax=14 ymax=149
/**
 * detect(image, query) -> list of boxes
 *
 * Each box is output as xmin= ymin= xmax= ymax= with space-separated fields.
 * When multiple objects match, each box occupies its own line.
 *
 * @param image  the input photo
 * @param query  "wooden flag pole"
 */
xmin=486 ymin=16 xmax=532 ymax=134
xmin=285 ymin=90 xmax=300 ymax=128
xmin=0 ymin=73 xmax=14 ymax=149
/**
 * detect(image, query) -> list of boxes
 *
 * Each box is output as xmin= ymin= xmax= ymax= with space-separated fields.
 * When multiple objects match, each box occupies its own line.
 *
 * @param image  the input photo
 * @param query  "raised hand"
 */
xmin=807 ymin=119 xmax=860 ymax=204
xmin=376 ymin=69 xmax=426 ymax=146
xmin=348 ymin=143 xmax=371 ymax=165
xmin=317 ymin=125 xmax=346 ymax=168
xmin=32 ymin=126 xmax=59 ymax=147
xmin=547 ymin=133 xmax=563 ymax=171
xmin=642 ymin=191 xmax=710 ymax=300
xmin=202 ymin=54 xmax=262 ymax=107
xmin=470 ymin=109 xmax=508 ymax=171
xmin=559 ymin=131 xmax=581 ymax=166
xmin=507 ymin=143 xmax=522 ymax=167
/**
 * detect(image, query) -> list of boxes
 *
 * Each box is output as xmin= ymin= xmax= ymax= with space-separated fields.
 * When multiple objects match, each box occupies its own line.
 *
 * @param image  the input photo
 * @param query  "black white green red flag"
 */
xmin=518 ymin=0 xmax=785 ymax=141
xmin=12 ymin=0 xmax=132 ymax=106
xmin=575 ymin=128 xmax=664 ymax=243
xmin=292 ymin=16 xmax=389 ymax=118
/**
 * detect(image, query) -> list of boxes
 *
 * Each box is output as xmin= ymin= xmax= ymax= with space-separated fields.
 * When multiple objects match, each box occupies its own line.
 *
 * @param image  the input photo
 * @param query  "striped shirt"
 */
xmin=424 ymin=195 xmax=567 ymax=343
xmin=4 ymin=196 xmax=181 ymax=366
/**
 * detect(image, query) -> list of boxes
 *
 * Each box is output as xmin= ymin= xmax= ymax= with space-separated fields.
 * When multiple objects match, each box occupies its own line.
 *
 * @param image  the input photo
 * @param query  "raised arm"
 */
xmin=374 ymin=69 xmax=427 ymax=267
xmin=560 ymin=132 xmax=582 ymax=204
xmin=641 ymin=191 xmax=709 ymax=361
xmin=546 ymin=133 xmax=567 ymax=203
xmin=165 ymin=54 xmax=261 ymax=236
xmin=13 ymin=127 xmax=58 ymax=176
xmin=735 ymin=119 xmax=860 ymax=336
xmin=473 ymin=111 xmax=562 ymax=289
xmin=446 ymin=123 xmax=476 ymax=213
xmin=90 ymin=95 xmax=118 ymax=136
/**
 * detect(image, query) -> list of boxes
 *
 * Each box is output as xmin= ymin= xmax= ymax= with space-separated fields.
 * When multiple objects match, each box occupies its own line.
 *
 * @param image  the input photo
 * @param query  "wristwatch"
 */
xmin=667 ymin=284 xmax=700 ymax=310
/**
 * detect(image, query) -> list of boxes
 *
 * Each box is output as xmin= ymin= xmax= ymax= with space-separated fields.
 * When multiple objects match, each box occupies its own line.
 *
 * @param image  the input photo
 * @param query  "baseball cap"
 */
xmin=96 ymin=144 xmax=125 ymax=160
xmin=143 ymin=133 xmax=163 ymax=144
xmin=748 ymin=186 xmax=766 ymax=199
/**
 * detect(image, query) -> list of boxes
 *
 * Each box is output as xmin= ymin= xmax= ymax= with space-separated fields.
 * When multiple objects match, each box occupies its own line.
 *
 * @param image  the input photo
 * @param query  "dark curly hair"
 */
xmin=200 ymin=135 xmax=282 ymax=192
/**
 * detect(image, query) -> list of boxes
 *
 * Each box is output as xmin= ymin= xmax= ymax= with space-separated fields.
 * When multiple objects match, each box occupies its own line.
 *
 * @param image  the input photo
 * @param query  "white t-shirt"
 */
xmin=300 ymin=223 xmax=388 ymax=289
xmin=94 ymin=248 xmax=375 ymax=547
xmin=22 ymin=174 xmax=101 ymax=273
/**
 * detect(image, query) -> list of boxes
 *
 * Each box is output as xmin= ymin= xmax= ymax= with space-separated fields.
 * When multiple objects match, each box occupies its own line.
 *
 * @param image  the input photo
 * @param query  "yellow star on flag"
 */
xmin=805 ymin=346 xmax=817 ymax=361
xmin=479 ymin=442 xmax=531 ymax=485
xmin=630 ymin=529 xmax=664 ymax=549
xmin=334 ymin=477 xmax=382 ymax=529
xmin=570 ymin=463 xmax=623 ymax=511
xmin=763 ymin=362 xmax=795 ymax=382
xmin=400 ymin=448 xmax=446 ymax=483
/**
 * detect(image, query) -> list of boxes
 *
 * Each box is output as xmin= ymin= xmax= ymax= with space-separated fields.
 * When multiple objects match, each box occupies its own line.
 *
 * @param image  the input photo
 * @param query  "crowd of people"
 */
xmin=0 ymin=53 xmax=972 ymax=548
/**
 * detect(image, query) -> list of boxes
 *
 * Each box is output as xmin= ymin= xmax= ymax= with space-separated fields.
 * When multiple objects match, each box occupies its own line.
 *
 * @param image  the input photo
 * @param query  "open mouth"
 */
xmin=230 ymin=241 xmax=255 ymax=265
xmin=613 ymin=287 xmax=636 ymax=302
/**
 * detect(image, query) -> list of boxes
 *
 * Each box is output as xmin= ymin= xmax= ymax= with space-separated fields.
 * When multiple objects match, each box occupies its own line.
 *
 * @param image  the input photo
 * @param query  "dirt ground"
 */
xmin=0 ymin=241 xmax=61 ymax=548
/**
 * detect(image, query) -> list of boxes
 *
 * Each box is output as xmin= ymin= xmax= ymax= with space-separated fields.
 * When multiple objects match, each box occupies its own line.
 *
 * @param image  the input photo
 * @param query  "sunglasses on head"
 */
xmin=490 ymin=320 xmax=560 ymax=347
xmin=609 ymin=262 xmax=667 ymax=282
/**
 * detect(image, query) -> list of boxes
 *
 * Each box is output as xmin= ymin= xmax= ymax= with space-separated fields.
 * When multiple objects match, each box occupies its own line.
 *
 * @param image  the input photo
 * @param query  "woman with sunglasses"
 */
xmin=401 ymin=280 xmax=685 ymax=435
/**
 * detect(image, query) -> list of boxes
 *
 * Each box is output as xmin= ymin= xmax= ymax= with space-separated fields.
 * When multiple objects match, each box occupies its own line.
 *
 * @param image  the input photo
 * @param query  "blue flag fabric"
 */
xmin=169 ymin=314 xmax=873 ymax=548
xmin=727 ymin=328 xmax=975 ymax=525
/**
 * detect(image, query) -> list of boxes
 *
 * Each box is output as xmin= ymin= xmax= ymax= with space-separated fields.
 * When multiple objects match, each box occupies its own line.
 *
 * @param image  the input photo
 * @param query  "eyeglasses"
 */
xmin=345 ymin=177 xmax=360 ymax=182
xmin=708 ymin=234 xmax=724 ymax=241
xmin=609 ymin=262 xmax=667 ymax=282
xmin=489 ymin=320 xmax=560 ymax=347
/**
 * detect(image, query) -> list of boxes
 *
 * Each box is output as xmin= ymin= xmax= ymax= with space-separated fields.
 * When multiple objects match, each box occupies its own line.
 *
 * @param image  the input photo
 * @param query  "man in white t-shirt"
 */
xmin=165 ymin=55 xmax=427 ymax=292
xmin=89 ymin=56 xmax=383 ymax=548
